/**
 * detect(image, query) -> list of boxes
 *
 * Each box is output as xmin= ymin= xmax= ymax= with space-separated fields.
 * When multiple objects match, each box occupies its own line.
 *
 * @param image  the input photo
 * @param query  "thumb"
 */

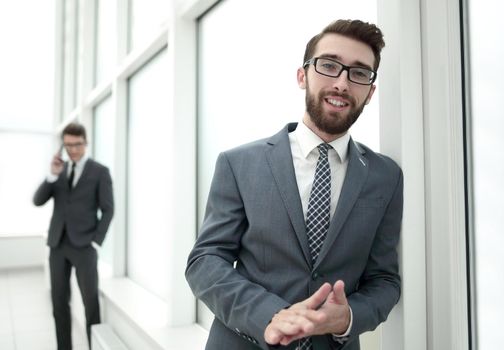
xmin=303 ymin=283 xmax=332 ymax=309
xmin=331 ymin=280 xmax=348 ymax=306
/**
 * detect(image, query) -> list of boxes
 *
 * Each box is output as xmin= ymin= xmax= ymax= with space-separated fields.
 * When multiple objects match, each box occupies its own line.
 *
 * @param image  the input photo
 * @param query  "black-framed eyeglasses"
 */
xmin=303 ymin=57 xmax=377 ymax=85
xmin=63 ymin=142 xmax=86 ymax=150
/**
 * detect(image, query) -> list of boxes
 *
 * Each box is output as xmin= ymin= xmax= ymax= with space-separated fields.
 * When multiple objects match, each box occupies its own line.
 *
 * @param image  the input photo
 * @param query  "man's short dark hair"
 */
xmin=62 ymin=122 xmax=87 ymax=141
xmin=303 ymin=19 xmax=385 ymax=71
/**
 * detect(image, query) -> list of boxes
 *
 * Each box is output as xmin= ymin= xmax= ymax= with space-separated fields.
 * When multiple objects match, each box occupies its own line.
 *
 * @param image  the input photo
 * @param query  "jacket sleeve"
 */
xmin=93 ymin=167 xmax=114 ymax=245
xmin=185 ymin=152 xmax=290 ymax=350
xmin=33 ymin=180 xmax=55 ymax=206
xmin=345 ymin=169 xmax=403 ymax=341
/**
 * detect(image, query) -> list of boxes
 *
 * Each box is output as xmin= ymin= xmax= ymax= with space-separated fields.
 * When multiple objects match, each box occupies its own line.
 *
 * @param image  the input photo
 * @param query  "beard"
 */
xmin=305 ymin=84 xmax=367 ymax=135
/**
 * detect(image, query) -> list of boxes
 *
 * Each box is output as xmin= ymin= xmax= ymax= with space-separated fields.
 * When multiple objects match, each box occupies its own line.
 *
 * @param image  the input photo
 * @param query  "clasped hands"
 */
xmin=264 ymin=280 xmax=350 ymax=346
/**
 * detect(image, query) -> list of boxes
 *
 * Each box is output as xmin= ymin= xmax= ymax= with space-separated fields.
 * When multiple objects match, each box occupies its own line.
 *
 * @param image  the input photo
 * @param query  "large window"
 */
xmin=128 ymin=0 xmax=170 ymax=52
xmin=95 ymin=0 xmax=116 ymax=86
xmin=126 ymin=48 xmax=171 ymax=299
xmin=53 ymin=0 xmax=178 ymax=344
xmin=197 ymin=0 xmax=379 ymax=335
xmin=0 ymin=133 xmax=53 ymax=235
xmin=0 ymin=0 xmax=55 ymax=236
xmin=466 ymin=2 xmax=504 ymax=349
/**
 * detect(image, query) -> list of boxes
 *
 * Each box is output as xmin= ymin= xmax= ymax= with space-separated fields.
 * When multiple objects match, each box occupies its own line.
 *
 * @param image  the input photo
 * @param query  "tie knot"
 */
xmin=71 ymin=162 xmax=76 ymax=169
xmin=317 ymin=143 xmax=331 ymax=158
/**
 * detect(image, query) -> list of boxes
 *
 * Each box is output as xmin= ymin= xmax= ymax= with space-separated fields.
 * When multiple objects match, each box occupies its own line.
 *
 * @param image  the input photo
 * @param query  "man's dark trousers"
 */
xmin=49 ymin=234 xmax=100 ymax=350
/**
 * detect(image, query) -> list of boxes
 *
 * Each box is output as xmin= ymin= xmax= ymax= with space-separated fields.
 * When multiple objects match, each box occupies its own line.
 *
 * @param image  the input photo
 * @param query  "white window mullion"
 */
xmin=378 ymin=0 xmax=427 ymax=349
xmin=421 ymin=0 xmax=469 ymax=349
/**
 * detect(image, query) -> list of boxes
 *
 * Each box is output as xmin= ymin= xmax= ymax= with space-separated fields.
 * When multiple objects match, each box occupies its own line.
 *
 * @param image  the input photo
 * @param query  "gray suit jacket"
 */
xmin=186 ymin=123 xmax=403 ymax=350
xmin=33 ymin=158 xmax=114 ymax=248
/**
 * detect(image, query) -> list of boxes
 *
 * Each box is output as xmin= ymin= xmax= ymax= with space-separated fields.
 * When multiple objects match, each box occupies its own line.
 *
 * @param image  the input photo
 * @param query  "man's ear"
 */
xmin=297 ymin=67 xmax=307 ymax=89
xmin=365 ymin=84 xmax=376 ymax=105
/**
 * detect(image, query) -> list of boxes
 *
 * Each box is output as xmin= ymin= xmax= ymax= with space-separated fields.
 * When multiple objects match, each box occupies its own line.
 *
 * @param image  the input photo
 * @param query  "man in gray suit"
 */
xmin=186 ymin=19 xmax=403 ymax=350
xmin=34 ymin=122 xmax=114 ymax=350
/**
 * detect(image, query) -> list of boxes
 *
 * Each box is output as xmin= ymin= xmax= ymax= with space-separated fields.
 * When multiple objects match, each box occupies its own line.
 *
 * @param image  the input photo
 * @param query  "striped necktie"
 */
xmin=299 ymin=143 xmax=332 ymax=350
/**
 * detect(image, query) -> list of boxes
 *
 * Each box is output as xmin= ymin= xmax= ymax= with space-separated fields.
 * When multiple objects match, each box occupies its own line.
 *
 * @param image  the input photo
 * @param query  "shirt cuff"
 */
xmin=46 ymin=173 xmax=58 ymax=183
xmin=332 ymin=306 xmax=353 ymax=343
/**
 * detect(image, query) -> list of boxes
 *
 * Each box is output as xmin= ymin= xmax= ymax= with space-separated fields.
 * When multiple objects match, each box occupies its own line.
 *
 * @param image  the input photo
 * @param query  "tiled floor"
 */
xmin=0 ymin=267 xmax=88 ymax=350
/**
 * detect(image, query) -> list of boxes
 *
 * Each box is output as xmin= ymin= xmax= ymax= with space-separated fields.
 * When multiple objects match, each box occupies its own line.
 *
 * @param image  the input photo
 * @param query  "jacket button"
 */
xmin=311 ymin=271 xmax=319 ymax=280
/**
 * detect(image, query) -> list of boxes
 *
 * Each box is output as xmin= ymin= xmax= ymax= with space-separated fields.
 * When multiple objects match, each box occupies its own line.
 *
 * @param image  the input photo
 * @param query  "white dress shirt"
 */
xmin=47 ymin=154 xmax=89 ymax=186
xmin=289 ymin=121 xmax=353 ymax=339
xmin=289 ymin=121 xmax=350 ymax=221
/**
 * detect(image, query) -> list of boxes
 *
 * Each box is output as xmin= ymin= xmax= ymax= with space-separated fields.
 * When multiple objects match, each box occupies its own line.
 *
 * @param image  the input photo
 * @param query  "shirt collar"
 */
xmin=294 ymin=121 xmax=350 ymax=162
xmin=71 ymin=154 xmax=89 ymax=169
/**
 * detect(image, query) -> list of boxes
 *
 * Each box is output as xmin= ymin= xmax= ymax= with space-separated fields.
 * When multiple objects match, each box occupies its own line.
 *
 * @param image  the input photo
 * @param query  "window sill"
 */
xmin=99 ymin=277 xmax=208 ymax=350
xmin=0 ymin=232 xmax=46 ymax=238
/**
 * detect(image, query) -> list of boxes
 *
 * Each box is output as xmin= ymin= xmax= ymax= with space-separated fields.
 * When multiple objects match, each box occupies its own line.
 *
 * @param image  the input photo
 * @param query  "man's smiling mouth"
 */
xmin=326 ymin=98 xmax=349 ymax=107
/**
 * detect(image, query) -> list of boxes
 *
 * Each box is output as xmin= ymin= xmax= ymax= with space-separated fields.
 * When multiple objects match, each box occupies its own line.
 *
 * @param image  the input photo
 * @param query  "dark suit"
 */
xmin=34 ymin=158 xmax=114 ymax=349
xmin=186 ymin=123 xmax=403 ymax=350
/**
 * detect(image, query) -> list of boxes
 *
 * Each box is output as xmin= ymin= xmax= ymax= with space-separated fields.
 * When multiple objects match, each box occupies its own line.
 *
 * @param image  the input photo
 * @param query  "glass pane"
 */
xmin=467 ymin=2 xmax=504 ymax=349
xmin=0 ymin=0 xmax=55 ymax=131
xmin=128 ymin=0 xmax=170 ymax=52
xmin=95 ymin=0 xmax=116 ymax=86
xmin=63 ymin=0 xmax=77 ymax=115
xmin=0 ymin=132 xmax=53 ymax=235
xmin=93 ymin=96 xmax=115 ymax=266
xmin=75 ymin=0 xmax=84 ymax=101
xmin=197 ymin=0 xmax=378 ymax=333
xmin=127 ymin=48 xmax=170 ymax=299
xmin=0 ymin=0 xmax=56 ymax=236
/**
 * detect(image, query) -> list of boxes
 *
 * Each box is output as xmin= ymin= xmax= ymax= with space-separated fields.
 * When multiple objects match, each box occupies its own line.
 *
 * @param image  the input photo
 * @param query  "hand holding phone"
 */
xmin=51 ymin=144 xmax=65 ymax=175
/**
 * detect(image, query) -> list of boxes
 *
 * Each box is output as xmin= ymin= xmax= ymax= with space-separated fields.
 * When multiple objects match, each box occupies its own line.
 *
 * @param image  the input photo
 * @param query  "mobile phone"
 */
xmin=56 ymin=144 xmax=64 ymax=162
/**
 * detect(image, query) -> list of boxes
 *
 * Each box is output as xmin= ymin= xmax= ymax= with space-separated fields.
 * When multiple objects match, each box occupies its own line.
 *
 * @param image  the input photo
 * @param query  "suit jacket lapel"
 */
xmin=73 ymin=159 xmax=91 ymax=190
xmin=315 ymin=139 xmax=368 ymax=268
xmin=266 ymin=123 xmax=312 ymax=266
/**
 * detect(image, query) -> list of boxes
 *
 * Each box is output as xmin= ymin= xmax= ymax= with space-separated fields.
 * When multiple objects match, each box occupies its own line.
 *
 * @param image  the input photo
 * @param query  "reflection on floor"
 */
xmin=0 ymin=267 xmax=88 ymax=350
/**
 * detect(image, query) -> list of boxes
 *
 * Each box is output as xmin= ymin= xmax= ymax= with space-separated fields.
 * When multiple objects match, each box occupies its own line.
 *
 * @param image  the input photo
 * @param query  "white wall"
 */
xmin=0 ymin=236 xmax=46 ymax=270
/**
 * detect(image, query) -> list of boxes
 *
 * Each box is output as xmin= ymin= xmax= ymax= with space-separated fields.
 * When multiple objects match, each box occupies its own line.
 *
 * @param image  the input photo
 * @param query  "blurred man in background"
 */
xmin=34 ymin=122 xmax=114 ymax=350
